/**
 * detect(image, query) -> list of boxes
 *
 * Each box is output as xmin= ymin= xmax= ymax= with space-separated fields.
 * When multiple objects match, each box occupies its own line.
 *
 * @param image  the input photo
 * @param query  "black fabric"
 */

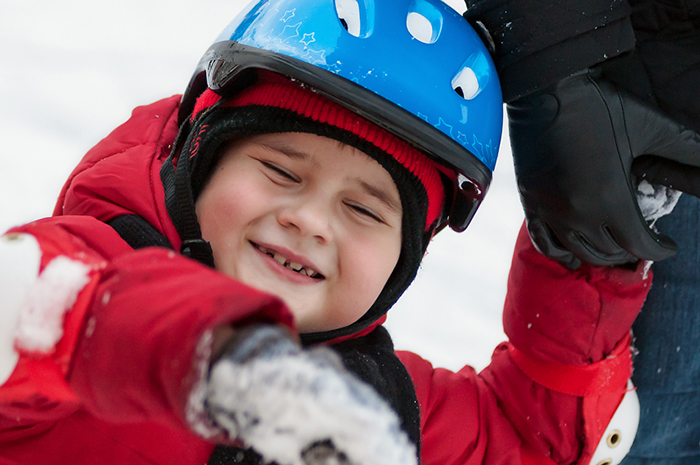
xmin=209 ymin=446 xmax=264 ymax=465
xmin=161 ymin=116 xmax=216 ymax=267
xmin=633 ymin=156 xmax=700 ymax=199
xmin=107 ymin=215 xmax=173 ymax=250
xmin=464 ymin=0 xmax=700 ymax=108
xmin=464 ymin=0 xmax=636 ymax=102
xmin=208 ymin=326 xmax=421 ymax=465
xmin=600 ymin=0 xmax=700 ymax=133
xmin=332 ymin=326 xmax=421 ymax=456
xmin=162 ymin=103 xmax=430 ymax=345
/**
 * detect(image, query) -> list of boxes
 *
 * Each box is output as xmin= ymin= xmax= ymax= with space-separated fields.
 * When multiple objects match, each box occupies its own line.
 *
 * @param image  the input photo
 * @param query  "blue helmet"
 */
xmin=180 ymin=0 xmax=503 ymax=232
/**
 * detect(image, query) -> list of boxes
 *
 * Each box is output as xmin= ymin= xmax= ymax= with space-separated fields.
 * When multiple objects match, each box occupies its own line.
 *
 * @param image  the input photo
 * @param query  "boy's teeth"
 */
xmin=288 ymin=261 xmax=303 ymax=271
xmin=258 ymin=244 xmax=319 ymax=278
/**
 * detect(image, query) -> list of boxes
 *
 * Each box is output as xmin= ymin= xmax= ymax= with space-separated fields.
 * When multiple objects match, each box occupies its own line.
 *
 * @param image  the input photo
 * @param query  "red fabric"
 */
xmin=0 ymin=97 xmax=652 ymax=464
xmin=508 ymin=334 xmax=632 ymax=397
xmin=580 ymin=389 xmax=630 ymax=464
xmin=503 ymin=225 xmax=651 ymax=368
xmin=521 ymin=444 xmax=558 ymax=465
xmin=0 ymin=221 xmax=106 ymax=421
xmin=192 ymin=72 xmax=450 ymax=230
xmin=52 ymin=96 xmax=185 ymax=251
xmin=399 ymin=226 xmax=651 ymax=465
xmin=1 ymin=216 xmax=294 ymax=464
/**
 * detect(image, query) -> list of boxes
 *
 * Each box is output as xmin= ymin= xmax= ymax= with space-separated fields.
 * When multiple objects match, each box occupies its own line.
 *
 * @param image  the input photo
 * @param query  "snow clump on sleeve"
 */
xmin=15 ymin=255 xmax=92 ymax=353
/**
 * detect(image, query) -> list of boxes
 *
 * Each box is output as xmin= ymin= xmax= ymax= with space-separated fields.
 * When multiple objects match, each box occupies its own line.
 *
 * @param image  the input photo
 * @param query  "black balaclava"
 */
xmin=162 ymin=71 xmax=451 ymax=345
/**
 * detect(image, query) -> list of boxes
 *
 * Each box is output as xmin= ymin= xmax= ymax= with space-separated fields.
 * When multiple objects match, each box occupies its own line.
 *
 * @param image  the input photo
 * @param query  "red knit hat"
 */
xmin=191 ymin=72 xmax=451 ymax=232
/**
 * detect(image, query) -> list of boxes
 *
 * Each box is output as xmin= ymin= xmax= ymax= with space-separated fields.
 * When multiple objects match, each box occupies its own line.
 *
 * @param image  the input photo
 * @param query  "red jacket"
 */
xmin=0 ymin=96 xmax=651 ymax=465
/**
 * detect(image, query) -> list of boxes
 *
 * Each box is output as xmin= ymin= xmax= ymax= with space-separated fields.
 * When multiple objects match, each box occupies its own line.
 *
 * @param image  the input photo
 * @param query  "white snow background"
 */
xmin=0 ymin=0 xmax=523 ymax=372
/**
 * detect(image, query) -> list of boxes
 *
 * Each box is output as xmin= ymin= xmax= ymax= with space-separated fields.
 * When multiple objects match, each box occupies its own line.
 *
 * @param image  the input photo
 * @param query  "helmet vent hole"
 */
xmin=452 ymin=67 xmax=479 ymax=100
xmin=335 ymin=0 xmax=368 ymax=37
xmin=407 ymin=0 xmax=443 ymax=44
xmin=407 ymin=12 xmax=433 ymax=43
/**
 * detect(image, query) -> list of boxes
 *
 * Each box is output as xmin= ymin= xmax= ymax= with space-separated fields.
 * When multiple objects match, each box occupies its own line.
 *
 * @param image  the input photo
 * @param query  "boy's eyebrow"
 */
xmin=355 ymin=178 xmax=402 ymax=214
xmin=257 ymin=142 xmax=313 ymax=162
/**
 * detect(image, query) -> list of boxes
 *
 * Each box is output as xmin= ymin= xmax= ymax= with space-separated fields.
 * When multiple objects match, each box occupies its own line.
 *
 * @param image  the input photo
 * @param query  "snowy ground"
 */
xmin=0 ymin=0 xmax=523 ymax=372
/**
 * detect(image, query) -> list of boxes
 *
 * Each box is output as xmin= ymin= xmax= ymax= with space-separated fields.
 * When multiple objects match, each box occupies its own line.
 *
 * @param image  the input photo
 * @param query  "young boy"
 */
xmin=0 ymin=1 xmax=650 ymax=464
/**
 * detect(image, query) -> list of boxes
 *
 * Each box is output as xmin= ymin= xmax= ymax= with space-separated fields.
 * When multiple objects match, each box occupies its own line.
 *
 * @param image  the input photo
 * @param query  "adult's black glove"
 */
xmin=508 ymin=68 xmax=700 ymax=269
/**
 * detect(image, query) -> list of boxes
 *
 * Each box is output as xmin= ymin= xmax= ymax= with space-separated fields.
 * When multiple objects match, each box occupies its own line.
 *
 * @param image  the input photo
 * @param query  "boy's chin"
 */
xmin=235 ymin=275 xmax=368 ymax=334
xmin=293 ymin=311 xmax=351 ymax=335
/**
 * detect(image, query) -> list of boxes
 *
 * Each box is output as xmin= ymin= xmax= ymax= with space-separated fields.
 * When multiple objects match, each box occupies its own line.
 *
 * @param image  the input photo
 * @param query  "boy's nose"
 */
xmin=277 ymin=197 xmax=333 ymax=244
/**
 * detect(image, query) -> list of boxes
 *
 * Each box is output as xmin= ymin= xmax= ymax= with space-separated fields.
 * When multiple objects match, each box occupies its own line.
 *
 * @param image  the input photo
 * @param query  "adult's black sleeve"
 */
xmin=463 ymin=0 xmax=637 ymax=102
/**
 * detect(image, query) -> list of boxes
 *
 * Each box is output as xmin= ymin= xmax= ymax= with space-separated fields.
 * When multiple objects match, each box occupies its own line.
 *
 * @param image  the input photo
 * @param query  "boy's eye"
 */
xmin=259 ymin=160 xmax=300 ymax=183
xmin=344 ymin=201 xmax=384 ymax=223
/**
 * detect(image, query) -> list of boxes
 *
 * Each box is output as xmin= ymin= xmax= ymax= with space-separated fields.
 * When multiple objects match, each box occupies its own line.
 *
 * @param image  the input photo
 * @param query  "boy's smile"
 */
xmin=195 ymin=132 xmax=403 ymax=334
xmin=253 ymin=243 xmax=324 ymax=280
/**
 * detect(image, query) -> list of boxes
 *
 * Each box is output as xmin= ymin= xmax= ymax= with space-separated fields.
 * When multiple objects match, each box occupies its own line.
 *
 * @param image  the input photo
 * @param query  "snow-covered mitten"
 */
xmin=204 ymin=325 xmax=417 ymax=465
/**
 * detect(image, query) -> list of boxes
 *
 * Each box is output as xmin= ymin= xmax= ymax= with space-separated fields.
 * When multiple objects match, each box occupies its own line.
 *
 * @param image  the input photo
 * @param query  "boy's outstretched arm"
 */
xmin=0 ymin=215 xmax=417 ymax=465
xmin=0 ymin=215 xmax=292 ymax=460
xmin=398 ymin=223 xmax=651 ymax=465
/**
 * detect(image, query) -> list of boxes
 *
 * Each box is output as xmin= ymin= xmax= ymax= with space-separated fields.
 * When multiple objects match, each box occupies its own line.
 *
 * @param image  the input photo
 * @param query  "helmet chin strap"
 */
xmin=161 ymin=117 xmax=216 ymax=268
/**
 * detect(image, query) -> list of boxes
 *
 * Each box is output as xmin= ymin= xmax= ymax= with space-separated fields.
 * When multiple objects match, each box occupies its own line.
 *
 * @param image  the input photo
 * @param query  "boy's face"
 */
xmin=196 ymin=132 xmax=403 ymax=333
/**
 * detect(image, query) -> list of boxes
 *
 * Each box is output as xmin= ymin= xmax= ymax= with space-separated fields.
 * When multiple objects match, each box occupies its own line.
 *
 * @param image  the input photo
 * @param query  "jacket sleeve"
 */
xmin=463 ymin=0 xmax=636 ymax=102
xmin=0 ymin=216 xmax=294 ymax=438
xmin=399 ymin=222 xmax=651 ymax=465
